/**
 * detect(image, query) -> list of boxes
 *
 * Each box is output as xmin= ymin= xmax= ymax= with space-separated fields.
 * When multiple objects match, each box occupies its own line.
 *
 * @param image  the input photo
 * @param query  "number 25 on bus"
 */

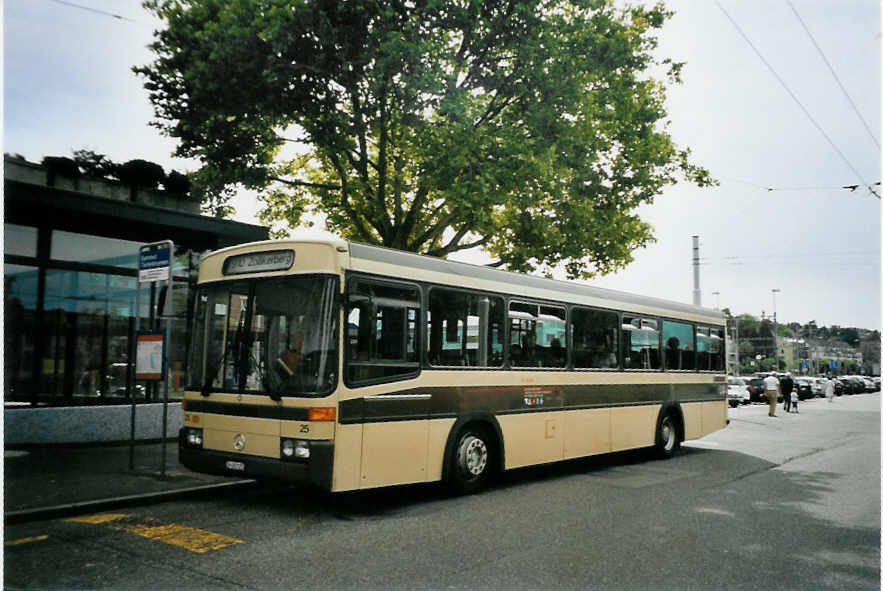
xmin=180 ymin=240 xmax=727 ymax=494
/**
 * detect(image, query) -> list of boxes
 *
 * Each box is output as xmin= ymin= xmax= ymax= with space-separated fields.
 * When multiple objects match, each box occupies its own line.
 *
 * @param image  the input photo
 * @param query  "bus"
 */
xmin=180 ymin=239 xmax=727 ymax=493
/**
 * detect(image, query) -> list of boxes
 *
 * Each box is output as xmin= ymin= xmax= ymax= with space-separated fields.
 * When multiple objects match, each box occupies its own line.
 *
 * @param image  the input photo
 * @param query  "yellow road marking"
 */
xmin=118 ymin=518 xmax=243 ymax=554
xmin=65 ymin=513 xmax=128 ymax=524
xmin=5 ymin=535 xmax=49 ymax=547
xmin=65 ymin=513 xmax=243 ymax=554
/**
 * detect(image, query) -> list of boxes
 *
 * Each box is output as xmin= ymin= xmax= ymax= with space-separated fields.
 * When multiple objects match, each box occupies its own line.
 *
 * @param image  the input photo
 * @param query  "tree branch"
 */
xmin=325 ymin=153 xmax=378 ymax=242
xmin=271 ymin=176 xmax=341 ymax=191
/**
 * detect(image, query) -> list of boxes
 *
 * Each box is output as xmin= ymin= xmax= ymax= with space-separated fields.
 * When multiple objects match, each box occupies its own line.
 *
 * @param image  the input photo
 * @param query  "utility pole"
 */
xmin=772 ymin=288 xmax=781 ymax=371
xmin=733 ymin=319 xmax=740 ymax=376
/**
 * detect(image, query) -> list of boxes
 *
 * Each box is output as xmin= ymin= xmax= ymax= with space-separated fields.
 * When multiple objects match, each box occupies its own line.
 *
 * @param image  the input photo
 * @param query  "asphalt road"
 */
xmin=5 ymin=394 xmax=879 ymax=590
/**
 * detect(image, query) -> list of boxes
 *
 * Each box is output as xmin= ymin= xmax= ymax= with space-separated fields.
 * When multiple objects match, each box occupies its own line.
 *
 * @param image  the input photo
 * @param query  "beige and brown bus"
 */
xmin=180 ymin=239 xmax=727 ymax=493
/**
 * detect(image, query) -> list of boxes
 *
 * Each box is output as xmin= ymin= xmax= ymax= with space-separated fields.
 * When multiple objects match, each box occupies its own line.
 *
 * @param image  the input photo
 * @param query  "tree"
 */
xmin=116 ymin=159 xmax=166 ymax=190
xmin=137 ymin=0 xmax=713 ymax=278
xmin=840 ymin=328 xmax=860 ymax=348
xmin=72 ymin=149 xmax=118 ymax=179
xmin=164 ymin=170 xmax=192 ymax=196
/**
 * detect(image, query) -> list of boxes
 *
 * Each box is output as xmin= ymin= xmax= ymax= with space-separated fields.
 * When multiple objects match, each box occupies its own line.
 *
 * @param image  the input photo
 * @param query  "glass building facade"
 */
xmin=4 ymin=158 xmax=268 ymax=407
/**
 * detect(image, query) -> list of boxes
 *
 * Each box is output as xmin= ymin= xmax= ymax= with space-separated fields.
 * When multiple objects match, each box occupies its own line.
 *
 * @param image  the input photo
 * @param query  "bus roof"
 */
xmin=202 ymin=239 xmax=725 ymax=324
xmin=348 ymin=242 xmax=724 ymax=324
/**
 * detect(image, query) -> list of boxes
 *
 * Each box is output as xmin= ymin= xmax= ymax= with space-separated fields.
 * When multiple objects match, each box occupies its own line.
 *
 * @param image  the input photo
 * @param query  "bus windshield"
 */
xmin=189 ymin=275 xmax=339 ymax=398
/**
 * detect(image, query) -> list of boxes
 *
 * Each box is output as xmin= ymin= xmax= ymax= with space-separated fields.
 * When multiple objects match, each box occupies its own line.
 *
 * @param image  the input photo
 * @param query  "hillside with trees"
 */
xmin=722 ymin=309 xmax=880 ymax=375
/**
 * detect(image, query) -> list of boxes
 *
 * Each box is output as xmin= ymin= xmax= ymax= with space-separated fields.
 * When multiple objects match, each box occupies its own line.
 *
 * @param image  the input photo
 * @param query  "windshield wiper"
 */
xmin=202 ymin=305 xmax=247 ymax=397
xmin=249 ymin=345 xmax=282 ymax=402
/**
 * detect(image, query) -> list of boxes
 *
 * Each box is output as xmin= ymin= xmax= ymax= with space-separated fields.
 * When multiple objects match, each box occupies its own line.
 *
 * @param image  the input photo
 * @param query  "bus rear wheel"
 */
xmin=654 ymin=412 xmax=680 ymax=460
xmin=447 ymin=426 xmax=495 ymax=494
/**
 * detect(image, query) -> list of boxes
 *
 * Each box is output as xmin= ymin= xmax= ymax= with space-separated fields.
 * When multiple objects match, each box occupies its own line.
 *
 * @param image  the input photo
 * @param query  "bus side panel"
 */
xmin=499 ymin=412 xmax=565 ymax=470
xmin=563 ymin=408 xmax=611 ymax=459
xmin=360 ymin=420 xmax=429 ymax=488
xmin=332 ymin=423 xmax=363 ymax=492
xmin=701 ymin=400 xmax=727 ymax=437
xmin=681 ymin=402 xmax=704 ymax=441
xmin=427 ymin=418 xmax=457 ymax=481
xmin=610 ymin=405 xmax=660 ymax=451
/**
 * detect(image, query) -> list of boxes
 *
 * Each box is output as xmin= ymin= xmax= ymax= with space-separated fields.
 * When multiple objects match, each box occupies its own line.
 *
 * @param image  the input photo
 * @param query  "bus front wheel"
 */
xmin=447 ymin=426 xmax=496 ymax=494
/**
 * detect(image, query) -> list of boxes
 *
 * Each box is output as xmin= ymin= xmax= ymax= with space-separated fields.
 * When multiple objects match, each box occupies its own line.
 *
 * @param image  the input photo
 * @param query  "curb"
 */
xmin=4 ymin=479 xmax=257 ymax=525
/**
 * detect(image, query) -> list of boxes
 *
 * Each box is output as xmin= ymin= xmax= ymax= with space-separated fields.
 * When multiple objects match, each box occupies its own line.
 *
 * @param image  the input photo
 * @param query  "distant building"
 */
xmin=4 ymin=155 xmax=269 ymax=408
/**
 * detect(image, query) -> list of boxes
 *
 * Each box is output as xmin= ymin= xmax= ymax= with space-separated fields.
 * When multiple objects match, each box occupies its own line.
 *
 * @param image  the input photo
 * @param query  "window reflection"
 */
xmin=41 ymin=269 xmax=144 ymax=400
xmin=4 ymin=264 xmax=38 ymax=399
xmin=4 ymin=224 xmax=38 ymax=257
xmin=51 ymin=230 xmax=143 ymax=269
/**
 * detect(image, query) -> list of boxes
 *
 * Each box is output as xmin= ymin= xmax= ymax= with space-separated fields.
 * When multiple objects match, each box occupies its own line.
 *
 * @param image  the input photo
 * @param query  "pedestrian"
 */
xmin=780 ymin=373 xmax=794 ymax=413
xmin=763 ymin=373 xmax=780 ymax=417
xmin=825 ymin=376 xmax=835 ymax=403
xmin=790 ymin=390 xmax=799 ymax=413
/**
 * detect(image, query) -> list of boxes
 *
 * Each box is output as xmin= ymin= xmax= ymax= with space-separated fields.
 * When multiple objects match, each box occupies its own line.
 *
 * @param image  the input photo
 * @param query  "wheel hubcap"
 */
xmin=458 ymin=435 xmax=488 ymax=478
xmin=662 ymin=418 xmax=675 ymax=452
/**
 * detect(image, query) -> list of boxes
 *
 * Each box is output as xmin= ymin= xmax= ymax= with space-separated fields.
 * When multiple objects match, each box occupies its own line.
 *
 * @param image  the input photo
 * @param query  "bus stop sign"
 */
xmin=139 ymin=241 xmax=172 ymax=283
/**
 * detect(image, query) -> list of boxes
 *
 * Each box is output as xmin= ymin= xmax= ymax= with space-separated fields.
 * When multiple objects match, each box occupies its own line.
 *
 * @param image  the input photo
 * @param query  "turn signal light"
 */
xmin=308 ymin=407 xmax=336 ymax=422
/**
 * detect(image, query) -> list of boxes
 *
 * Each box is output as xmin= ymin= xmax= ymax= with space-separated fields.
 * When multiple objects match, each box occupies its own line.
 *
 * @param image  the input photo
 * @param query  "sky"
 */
xmin=4 ymin=0 xmax=881 ymax=331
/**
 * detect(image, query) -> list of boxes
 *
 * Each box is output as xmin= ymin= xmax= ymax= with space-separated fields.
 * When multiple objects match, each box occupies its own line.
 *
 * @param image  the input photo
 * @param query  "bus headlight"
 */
xmin=281 ymin=438 xmax=310 ymax=461
xmin=185 ymin=428 xmax=203 ymax=448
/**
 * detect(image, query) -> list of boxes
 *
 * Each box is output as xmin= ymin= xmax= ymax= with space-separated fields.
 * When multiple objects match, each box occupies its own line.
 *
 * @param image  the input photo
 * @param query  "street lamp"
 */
xmin=772 ymin=289 xmax=781 ymax=371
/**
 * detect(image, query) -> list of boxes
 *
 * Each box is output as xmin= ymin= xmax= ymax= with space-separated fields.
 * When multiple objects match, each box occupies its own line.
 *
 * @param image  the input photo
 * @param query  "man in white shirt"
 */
xmin=763 ymin=373 xmax=780 ymax=417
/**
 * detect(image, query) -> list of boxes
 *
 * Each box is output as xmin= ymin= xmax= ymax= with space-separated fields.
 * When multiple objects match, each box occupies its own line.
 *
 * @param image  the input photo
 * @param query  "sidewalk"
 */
xmin=4 ymin=441 xmax=255 ymax=523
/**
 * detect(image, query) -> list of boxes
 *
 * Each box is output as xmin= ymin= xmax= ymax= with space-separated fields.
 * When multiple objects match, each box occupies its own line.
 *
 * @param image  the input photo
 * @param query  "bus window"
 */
xmin=345 ymin=279 xmax=420 ymax=385
xmin=696 ymin=326 xmax=724 ymax=371
xmin=622 ymin=316 xmax=660 ymax=370
xmin=427 ymin=289 xmax=504 ymax=367
xmin=696 ymin=326 xmax=710 ymax=370
xmin=573 ymin=307 xmax=619 ymax=369
xmin=663 ymin=321 xmax=695 ymax=370
xmin=539 ymin=305 xmax=566 ymax=368
xmin=509 ymin=302 xmax=565 ymax=368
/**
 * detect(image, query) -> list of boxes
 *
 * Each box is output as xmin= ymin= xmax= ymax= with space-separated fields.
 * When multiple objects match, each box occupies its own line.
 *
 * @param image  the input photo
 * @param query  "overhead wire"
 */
xmin=45 ymin=0 xmax=144 ymax=24
xmin=714 ymin=1 xmax=880 ymax=200
xmin=785 ymin=0 xmax=880 ymax=150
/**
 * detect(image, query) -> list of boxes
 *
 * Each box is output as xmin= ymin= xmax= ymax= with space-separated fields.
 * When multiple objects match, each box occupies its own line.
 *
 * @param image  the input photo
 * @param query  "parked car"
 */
xmin=744 ymin=377 xmax=768 ymax=403
xmin=873 ymin=377 xmax=881 ymax=392
xmin=861 ymin=377 xmax=875 ymax=392
xmin=794 ymin=378 xmax=813 ymax=400
xmin=840 ymin=376 xmax=863 ymax=394
xmin=727 ymin=377 xmax=751 ymax=407
xmin=831 ymin=377 xmax=845 ymax=395
xmin=810 ymin=377 xmax=826 ymax=397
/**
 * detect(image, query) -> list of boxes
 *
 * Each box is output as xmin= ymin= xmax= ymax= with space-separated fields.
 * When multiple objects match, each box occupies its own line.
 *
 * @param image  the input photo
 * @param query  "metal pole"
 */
xmin=692 ymin=236 xmax=701 ymax=306
xmin=161 ymin=242 xmax=174 ymax=478
xmin=772 ymin=289 xmax=780 ymax=371
xmin=734 ymin=319 xmax=740 ymax=376
xmin=129 ymin=282 xmax=140 ymax=470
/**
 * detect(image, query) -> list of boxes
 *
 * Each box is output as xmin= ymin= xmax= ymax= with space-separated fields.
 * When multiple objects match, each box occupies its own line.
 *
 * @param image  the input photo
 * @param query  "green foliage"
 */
xmin=136 ymin=0 xmax=713 ymax=277
xmin=72 ymin=149 xmax=118 ymax=179
xmin=42 ymin=156 xmax=81 ymax=178
xmin=164 ymin=170 xmax=191 ymax=195
xmin=117 ymin=159 xmax=166 ymax=189
xmin=190 ymin=166 xmax=237 ymax=218
xmin=839 ymin=328 xmax=860 ymax=348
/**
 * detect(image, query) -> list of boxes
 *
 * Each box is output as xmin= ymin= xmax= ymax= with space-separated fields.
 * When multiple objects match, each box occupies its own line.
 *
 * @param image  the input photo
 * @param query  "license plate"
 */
xmin=225 ymin=461 xmax=245 ymax=471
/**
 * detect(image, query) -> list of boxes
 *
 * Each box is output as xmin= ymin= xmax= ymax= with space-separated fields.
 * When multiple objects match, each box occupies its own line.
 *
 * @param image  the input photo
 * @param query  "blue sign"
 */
xmin=831 ymin=360 xmax=839 ymax=369
xmin=139 ymin=241 xmax=173 ymax=283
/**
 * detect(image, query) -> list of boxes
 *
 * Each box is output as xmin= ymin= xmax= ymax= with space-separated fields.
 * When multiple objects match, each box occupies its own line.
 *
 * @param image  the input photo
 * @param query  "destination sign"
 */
xmin=223 ymin=249 xmax=295 ymax=275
